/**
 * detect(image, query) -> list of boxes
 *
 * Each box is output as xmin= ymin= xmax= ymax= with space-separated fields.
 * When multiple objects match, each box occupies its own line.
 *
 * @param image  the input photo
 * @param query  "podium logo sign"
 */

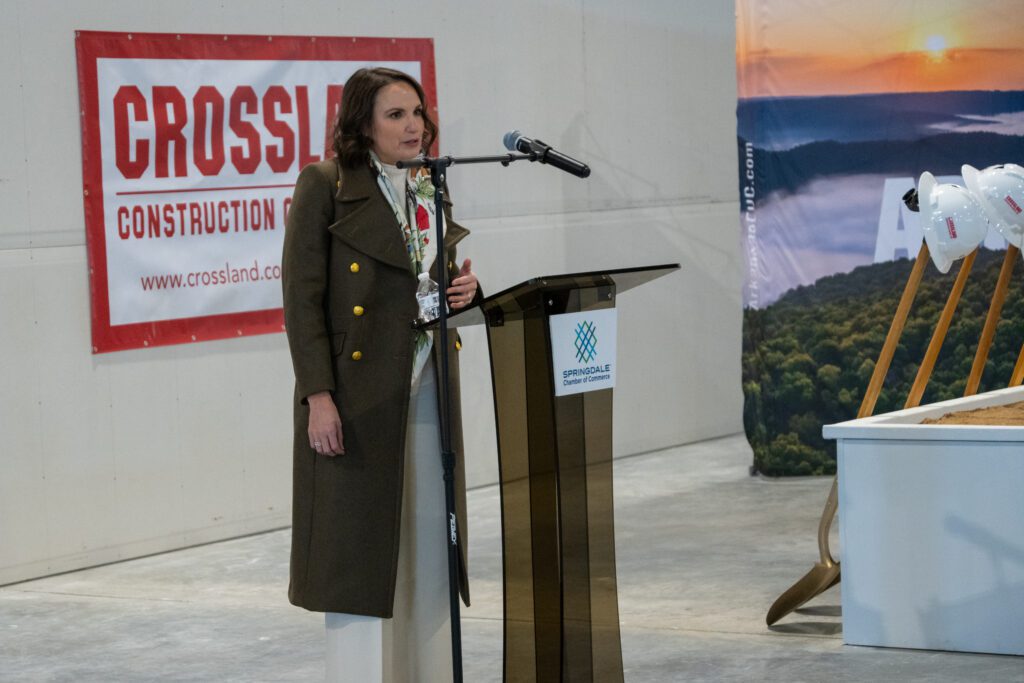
xmin=550 ymin=308 xmax=617 ymax=396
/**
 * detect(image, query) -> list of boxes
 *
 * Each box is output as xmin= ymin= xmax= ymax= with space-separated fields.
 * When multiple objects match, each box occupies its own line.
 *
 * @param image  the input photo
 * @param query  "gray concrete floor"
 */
xmin=2 ymin=435 xmax=1022 ymax=681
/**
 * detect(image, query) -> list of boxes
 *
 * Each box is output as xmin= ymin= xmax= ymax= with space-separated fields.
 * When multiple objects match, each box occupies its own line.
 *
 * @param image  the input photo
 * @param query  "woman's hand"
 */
xmin=307 ymin=392 xmax=345 ymax=456
xmin=447 ymin=258 xmax=478 ymax=310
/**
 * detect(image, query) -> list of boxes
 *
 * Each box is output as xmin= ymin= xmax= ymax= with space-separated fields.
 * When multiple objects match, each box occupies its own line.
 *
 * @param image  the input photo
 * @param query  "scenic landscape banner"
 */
xmin=737 ymin=1 xmax=1024 ymax=474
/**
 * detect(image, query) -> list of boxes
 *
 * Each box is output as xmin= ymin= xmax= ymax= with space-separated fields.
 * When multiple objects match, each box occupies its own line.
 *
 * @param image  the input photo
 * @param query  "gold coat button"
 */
xmin=351 ymin=351 xmax=363 ymax=361
xmin=350 ymin=262 xmax=360 ymax=273
xmin=353 ymin=305 xmax=364 ymax=316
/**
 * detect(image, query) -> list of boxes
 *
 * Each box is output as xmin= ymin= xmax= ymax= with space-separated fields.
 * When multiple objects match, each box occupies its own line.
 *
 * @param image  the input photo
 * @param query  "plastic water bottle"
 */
xmin=416 ymin=272 xmax=440 ymax=323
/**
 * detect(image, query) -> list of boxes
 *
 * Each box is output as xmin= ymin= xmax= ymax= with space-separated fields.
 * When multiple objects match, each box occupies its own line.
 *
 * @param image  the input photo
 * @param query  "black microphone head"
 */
xmin=503 ymin=130 xmax=522 ymax=152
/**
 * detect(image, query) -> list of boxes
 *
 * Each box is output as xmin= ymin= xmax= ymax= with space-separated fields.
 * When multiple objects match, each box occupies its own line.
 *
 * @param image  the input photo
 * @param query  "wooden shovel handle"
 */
xmin=857 ymin=242 xmax=930 ymax=419
xmin=1010 ymin=344 xmax=1024 ymax=387
xmin=817 ymin=478 xmax=839 ymax=565
xmin=904 ymin=249 xmax=976 ymax=409
xmin=965 ymin=245 xmax=1019 ymax=396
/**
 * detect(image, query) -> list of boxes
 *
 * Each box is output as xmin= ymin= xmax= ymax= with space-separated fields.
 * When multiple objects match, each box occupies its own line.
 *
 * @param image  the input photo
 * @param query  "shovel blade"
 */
xmin=765 ymin=562 xmax=841 ymax=626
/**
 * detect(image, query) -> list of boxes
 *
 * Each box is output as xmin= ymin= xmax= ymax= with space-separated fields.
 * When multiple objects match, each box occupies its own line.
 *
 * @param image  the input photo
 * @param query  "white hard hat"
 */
xmin=917 ymin=171 xmax=989 ymax=274
xmin=962 ymin=163 xmax=1024 ymax=248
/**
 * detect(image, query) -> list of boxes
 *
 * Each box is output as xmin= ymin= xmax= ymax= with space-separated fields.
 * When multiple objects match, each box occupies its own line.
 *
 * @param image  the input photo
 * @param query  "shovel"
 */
xmin=964 ymin=245 xmax=1019 ymax=396
xmin=766 ymin=242 xmax=982 ymax=625
xmin=766 ymin=242 xmax=930 ymax=626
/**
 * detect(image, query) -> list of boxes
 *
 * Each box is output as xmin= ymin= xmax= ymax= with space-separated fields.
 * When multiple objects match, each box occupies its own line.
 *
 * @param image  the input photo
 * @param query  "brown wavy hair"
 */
xmin=331 ymin=67 xmax=437 ymax=169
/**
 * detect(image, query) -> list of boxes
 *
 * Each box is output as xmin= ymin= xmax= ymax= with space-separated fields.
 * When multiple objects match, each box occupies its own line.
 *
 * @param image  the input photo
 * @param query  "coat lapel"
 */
xmin=444 ymin=218 xmax=469 ymax=250
xmin=327 ymin=163 xmax=471 ymax=272
xmin=328 ymin=164 xmax=412 ymax=272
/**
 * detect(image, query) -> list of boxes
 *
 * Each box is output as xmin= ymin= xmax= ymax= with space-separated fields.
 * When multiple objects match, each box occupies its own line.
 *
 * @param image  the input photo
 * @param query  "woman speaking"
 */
xmin=282 ymin=67 xmax=480 ymax=681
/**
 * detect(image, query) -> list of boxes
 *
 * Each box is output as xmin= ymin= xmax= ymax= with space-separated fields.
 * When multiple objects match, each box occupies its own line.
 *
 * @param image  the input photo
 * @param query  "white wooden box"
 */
xmin=824 ymin=386 xmax=1024 ymax=656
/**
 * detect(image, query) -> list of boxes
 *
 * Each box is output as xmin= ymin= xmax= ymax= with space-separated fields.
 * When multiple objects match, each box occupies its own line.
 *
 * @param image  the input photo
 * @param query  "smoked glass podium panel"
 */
xmin=447 ymin=265 xmax=677 ymax=682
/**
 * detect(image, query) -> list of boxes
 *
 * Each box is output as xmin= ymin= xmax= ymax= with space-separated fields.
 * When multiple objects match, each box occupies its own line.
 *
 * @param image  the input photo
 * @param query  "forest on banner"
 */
xmin=743 ymin=249 xmax=1024 ymax=475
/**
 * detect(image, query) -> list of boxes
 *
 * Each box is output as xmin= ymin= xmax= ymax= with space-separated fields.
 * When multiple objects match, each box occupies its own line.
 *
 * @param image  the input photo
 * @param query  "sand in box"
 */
xmin=920 ymin=400 xmax=1024 ymax=425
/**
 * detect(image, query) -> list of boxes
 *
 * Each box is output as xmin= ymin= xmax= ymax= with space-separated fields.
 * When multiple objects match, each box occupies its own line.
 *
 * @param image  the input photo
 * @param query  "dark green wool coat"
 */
xmin=282 ymin=159 xmax=474 ymax=616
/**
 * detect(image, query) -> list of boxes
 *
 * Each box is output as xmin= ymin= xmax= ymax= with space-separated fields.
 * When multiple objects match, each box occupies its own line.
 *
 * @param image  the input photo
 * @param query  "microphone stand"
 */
xmin=398 ymin=150 xmax=536 ymax=683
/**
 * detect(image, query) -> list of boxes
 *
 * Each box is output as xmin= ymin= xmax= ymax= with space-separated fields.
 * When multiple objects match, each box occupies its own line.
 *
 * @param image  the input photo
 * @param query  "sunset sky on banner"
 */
xmin=737 ymin=0 xmax=1024 ymax=97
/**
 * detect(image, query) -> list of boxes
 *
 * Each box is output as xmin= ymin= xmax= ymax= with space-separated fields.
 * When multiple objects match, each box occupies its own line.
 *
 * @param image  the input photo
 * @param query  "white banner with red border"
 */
xmin=76 ymin=31 xmax=437 ymax=353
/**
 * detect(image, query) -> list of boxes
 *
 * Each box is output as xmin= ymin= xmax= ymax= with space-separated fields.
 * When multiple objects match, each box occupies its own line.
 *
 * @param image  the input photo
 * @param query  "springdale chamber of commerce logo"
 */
xmin=575 ymin=320 xmax=598 ymax=363
xmin=550 ymin=309 xmax=617 ymax=397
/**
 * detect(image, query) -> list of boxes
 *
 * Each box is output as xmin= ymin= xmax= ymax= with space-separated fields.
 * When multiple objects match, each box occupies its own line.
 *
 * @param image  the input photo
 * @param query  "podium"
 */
xmin=447 ymin=265 xmax=678 ymax=682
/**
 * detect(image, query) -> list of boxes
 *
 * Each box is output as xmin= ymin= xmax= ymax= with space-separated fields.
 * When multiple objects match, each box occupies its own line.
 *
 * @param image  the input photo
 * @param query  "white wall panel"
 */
xmin=0 ymin=0 xmax=740 ymax=583
xmin=226 ymin=336 xmax=295 ymax=522
xmin=176 ymin=351 xmax=246 ymax=533
xmin=31 ymin=249 xmax=118 ymax=563
xmin=580 ymin=0 xmax=738 ymax=209
xmin=0 ymin=249 xmax=45 ymax=568
xmin=0 ymin=1 xmax=31 ymax=250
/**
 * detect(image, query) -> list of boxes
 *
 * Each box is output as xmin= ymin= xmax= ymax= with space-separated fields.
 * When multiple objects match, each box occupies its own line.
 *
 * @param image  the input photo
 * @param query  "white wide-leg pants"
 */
xmin=325 ymin=358 xmax=453 ymax=683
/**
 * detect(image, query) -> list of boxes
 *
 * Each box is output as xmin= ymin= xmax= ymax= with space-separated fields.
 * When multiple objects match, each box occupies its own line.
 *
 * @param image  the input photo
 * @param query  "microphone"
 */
xmin=503 ymin=130 xmax=591 ymax=178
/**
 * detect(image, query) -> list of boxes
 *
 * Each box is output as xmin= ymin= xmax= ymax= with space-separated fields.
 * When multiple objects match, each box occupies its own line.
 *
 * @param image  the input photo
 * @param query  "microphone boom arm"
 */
xmin=397 ymin=152 xmax=538 ymax=170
